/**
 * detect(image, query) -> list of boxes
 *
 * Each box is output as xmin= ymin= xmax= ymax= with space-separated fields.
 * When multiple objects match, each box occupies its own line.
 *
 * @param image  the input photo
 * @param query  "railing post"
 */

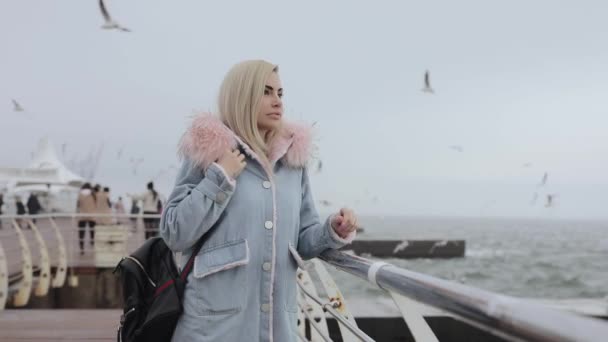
xmin=49 ymin=217 xmax=67 ymax=288
xmin=310 ymin=259 xmax=360 ymax=342
xmin=27 ymin=219 xmax=51 ymax=297
xmin=11 ymin=220 xmax=33 ymax=307
xmin=296 ymin=269 xmax=331 ymax=341
xmin=0 ymin=241 xmax=8 ymax=310
xmin=390 ymin=293 xmax=439 ymax=342
xmin=67 ymin=215 xmax=79 ymax=288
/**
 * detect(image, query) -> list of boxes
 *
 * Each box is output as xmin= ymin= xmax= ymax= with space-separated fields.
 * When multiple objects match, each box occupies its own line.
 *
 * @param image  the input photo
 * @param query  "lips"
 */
xmin=267 ymin=113 xmax=282 ymax=119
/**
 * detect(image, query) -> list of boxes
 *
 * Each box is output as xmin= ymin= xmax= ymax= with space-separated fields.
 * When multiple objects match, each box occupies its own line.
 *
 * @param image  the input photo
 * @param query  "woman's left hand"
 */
xmin=330 ymin=208 xmax=358 ymax=238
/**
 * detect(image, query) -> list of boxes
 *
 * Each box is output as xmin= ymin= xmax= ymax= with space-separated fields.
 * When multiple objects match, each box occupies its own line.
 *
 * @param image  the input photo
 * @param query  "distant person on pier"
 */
xmin=26 ymin=193 xmax=43 ymax=227
xmin=15 ymin=196 xmax=27 ymax=229
xmin=95 ymin=186 xmax=113 ymax=225
xmin=0 ymin=192 xmax=4 ymax=228
xmin=114 ymin=196 xmax=126 ymax=224
xmin=76 ymin=183 xmax=97 ymax=254
xmin=129 ymin=198 xmax=140 ymax=231
xmin=129 ymin=181 xmax=162 ymax=239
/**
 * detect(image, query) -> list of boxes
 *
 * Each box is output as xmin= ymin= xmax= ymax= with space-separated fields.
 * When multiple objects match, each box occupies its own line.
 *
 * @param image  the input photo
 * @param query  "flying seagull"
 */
xmin=12 ymin=99 xmax=24 ymax=112
xmin=319 ymin=200 xmax=332 ymax=207
xmin=421 ymin=70 xmax=435 ymax=94
xmin=130 ymin=157 xmax=144 ymax=175
xmin=545 ymin=194 xmax=557 ymax=208
xmin=538 ymin=172 xmax=548 ymax=187
xmin=99 ymin=0 xmax=131 ymax=32
xmin=393 ymin=240 xmax=410 ymax=254
xmin=429 ymin=240 xmax=448 ymax=254
xmin=449 ymin=145 xmax=464 ymax=153
xmin=116 ymin=146 xmax=124 ymax=160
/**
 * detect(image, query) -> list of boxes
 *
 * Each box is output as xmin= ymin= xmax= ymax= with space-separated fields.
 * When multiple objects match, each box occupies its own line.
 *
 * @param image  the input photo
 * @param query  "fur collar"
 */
xmin=178 ymin=112 xmax=313 ymax=170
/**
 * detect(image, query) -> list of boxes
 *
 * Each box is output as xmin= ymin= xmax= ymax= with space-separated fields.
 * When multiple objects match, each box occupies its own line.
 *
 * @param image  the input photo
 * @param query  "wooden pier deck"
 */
xmin=0 ymin=309 xmax=119 ymax=342
xmin=1 ymin=298 xmax=605 ymax=342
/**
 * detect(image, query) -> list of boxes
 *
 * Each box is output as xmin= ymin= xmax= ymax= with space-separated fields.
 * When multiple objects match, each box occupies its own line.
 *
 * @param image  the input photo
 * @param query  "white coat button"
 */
xmin=264 ymin=221 xmax=274 ymax=229
xmin=262 ymin=181 xmax=271 ymax=189
xmin=262 ymin=262 xmax=272 ymax=271
xmin=261 ymin=303 xmax=270 ymax=312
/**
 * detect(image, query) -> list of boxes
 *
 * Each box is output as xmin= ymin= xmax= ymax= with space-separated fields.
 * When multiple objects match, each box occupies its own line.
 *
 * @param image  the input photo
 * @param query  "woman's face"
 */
xmin=257 ymin=72 xmax=283 ymax=133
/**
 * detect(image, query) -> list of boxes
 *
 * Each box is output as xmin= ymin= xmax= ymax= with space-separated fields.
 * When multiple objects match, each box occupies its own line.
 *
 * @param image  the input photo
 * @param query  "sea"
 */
xmin=332 ymin=216 xmax=608 ymax=300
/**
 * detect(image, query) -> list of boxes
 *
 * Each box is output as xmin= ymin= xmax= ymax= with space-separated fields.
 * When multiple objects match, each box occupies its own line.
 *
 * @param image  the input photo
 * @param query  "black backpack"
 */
xmin=113 ymin=236 xmax=206 ymax=342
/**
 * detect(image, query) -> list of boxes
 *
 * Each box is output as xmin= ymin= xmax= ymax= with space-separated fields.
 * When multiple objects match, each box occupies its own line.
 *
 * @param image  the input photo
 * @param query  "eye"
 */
xmin=264 ymin=89 xmax=270 ymax=95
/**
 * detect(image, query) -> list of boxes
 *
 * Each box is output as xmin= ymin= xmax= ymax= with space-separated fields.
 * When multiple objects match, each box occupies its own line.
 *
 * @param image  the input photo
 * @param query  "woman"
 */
xmin=160 ymin=60 xmax=358 ymax=341
xmin=15 ymin=196 xmax=27 ymax=229
xmin=113 ymin=196 xmax=126 ymax=224
xmin=0 ymin=193 xmax=4 ymax=229
xmin=76 ymin=183 xmax=97 ymax=254
xmin=130 ymin=182 xmax=161 ymax=239
xmin=95 ymin=186 xmax=113 ymax=225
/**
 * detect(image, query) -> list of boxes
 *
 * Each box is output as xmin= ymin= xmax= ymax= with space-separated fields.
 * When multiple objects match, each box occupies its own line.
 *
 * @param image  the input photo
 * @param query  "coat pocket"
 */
xmin=191 ymin=239 xmax=249 ymax=316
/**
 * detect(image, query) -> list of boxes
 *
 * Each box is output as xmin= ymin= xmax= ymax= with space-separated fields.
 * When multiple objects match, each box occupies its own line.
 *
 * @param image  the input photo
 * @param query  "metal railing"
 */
xmin=1 ymin=213 xmax=608 ymax=342
xmin=318 ymin=249 xmax=608 ymax=342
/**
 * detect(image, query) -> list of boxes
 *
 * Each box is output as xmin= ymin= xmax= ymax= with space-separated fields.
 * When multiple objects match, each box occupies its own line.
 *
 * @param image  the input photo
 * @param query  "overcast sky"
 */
xmin=1 ymin=0 xmax=607 ymax=219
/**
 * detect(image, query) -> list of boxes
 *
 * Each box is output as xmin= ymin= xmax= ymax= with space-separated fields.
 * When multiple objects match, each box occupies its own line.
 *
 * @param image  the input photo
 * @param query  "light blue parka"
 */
xmin=160 ymin=114 xmax=355 ymax=342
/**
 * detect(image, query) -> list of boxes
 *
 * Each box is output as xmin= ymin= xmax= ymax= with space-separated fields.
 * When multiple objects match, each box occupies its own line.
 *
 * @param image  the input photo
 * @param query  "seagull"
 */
xmin=319 ymin=200 xmax=332 ymax=207
xmin=449 ymin=145 xmax=464 ymax=153
xmin=12 ymin=99 xmax=24 ymax=112
xmin=545 ymin=194 xmax=557 ymax=208
xmin=99 ymin=0 xmax=131 ymax=32
xmin=393 ymin=240 xmax=410 ymax=254
xmin=116 ymin=146 xmax=124 ymax=160
xmin=421 ymin=70 xmax=435 ymax=94
xmin=130 ymin=157 xmax=144 ymax=175
xmin=538 ymin=172 xmax=548 ymax=187
xmin=522 ymin=162 xmax=533 ymax=168
xmin=429 ymin=240 xmax=448 ymax=254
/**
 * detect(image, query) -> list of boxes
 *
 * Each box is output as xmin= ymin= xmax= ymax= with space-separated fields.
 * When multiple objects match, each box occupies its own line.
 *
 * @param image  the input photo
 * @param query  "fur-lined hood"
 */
xmin=178 ymin=113 xmax=314 ymax=170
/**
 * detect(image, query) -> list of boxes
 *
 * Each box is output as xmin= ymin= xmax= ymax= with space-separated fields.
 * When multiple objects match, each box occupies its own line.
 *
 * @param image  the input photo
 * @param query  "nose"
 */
xmin=272 ymin=94 xmax=282 ymax=108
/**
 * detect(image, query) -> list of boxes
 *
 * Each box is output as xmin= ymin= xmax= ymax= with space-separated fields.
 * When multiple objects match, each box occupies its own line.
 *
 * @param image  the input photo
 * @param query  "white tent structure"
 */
xmin=0 ymin=138 xmax=85 ymax=188
xmin=0 ymin=138 xmax=85 ymax=213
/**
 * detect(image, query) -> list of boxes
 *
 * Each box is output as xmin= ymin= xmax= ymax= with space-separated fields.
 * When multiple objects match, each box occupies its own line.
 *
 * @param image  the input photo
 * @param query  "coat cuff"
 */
xmin=194 ymin=163 xmax=236 ymax=204
xmin=325 ymin=214 xmax=356 ymax=247
xmin=209 ymin=162 xmax=236 ymax=188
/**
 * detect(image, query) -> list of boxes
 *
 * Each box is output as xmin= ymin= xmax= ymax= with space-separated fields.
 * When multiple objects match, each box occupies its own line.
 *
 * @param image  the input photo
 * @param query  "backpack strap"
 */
xmin=178 ymin=231 xmax=211 ymax=282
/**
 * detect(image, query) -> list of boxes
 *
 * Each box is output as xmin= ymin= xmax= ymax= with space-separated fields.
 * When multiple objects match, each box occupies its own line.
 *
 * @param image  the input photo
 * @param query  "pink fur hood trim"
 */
xmin=178 ymin=112 xmax=314 ymax=170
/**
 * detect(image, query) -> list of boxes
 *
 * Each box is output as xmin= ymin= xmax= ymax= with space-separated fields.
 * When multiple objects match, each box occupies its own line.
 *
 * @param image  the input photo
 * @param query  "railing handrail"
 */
xmin=0 ymin=213 xmax=162 ymax=219
xmin=319 ymin=249 xmax=608 ymax=342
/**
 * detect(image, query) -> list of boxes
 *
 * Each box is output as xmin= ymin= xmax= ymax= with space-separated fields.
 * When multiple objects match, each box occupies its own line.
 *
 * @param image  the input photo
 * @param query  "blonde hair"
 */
xmin=218 ymin=60 xmax=280 ymax=168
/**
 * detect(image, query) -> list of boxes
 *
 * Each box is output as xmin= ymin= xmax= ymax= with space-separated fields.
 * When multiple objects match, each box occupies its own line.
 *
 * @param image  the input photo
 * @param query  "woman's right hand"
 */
xmin=216 ymin=149 xmax=247 ymax=179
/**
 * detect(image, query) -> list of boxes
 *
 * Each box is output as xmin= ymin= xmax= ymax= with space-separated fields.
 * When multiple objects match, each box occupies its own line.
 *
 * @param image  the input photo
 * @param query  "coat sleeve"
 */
xmin=296 ymin=168 xmax=356 ymax=260
xmin=160 ymin=158 xmax=236 ymax=252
